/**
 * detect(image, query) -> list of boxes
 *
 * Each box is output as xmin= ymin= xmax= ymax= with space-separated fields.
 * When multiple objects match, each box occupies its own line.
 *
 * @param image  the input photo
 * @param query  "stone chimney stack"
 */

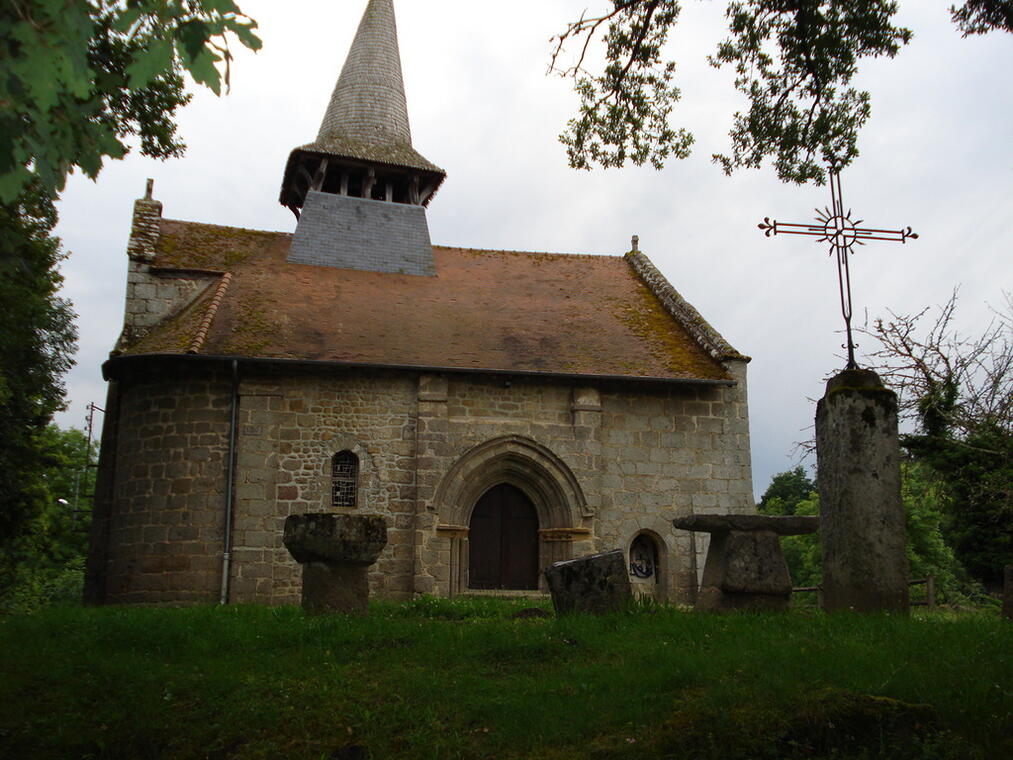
xmin=126 ymin=178 xmax=162 ymax=263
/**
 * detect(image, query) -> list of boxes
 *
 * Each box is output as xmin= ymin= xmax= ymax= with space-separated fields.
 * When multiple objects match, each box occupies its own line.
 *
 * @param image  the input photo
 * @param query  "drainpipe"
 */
xmin=220 ymin=359 xmax=240 ymax=605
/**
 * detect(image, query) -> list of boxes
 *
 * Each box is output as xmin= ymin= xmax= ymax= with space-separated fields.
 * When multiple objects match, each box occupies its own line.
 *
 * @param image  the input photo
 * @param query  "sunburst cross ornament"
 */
xmin=759 ymin=169 xmax=918 ymax=369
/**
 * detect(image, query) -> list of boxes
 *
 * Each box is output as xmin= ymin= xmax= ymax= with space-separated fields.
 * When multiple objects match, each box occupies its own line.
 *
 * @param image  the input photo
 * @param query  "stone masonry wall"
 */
xmin=94 ymin=360 xmax=754 ymax=606
xmin=413 ymin=363 xmax=754 ymax=602
xmin=100 ymin=367 xmax=232 ymax=604
xmin=228 ymin=368 xmax=417 ymax=604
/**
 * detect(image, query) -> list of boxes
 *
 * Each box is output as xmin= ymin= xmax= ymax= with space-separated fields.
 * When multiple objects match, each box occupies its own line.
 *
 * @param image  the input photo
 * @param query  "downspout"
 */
xmin=220 ymin=359 xmax=240 ymax=605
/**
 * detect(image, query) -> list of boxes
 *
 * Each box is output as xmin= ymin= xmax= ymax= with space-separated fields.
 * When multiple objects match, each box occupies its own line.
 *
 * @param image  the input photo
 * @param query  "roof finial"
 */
xmin=631 ymin=235 xmax=639 ymax=252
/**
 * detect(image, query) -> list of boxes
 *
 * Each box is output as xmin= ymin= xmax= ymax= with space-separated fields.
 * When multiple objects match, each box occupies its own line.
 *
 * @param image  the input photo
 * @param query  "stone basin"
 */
xmin=283 ymin=513 xmax=387 ymax=565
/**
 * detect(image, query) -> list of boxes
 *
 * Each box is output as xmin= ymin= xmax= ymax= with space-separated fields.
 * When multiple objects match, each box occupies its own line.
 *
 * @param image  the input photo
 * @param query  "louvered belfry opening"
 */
xmin=331 ymin=451 xmax=359 ymax=508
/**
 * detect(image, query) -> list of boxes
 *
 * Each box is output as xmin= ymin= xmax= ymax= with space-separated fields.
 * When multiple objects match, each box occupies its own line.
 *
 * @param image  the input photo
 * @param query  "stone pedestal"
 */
xmin=283 ymin=513 xmax=387 ymax=615
xmin=816 ymin=369 xmax=908 ymax=613
xmin=544 ymin=550 xmax=633 ymax=615
xmin=674 ymin=514 xmax=818 ymax=612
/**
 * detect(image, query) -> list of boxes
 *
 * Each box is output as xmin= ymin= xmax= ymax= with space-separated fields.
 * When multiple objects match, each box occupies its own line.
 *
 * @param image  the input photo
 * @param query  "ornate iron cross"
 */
xmin=759 ymin=169 xmax=918 ymax=369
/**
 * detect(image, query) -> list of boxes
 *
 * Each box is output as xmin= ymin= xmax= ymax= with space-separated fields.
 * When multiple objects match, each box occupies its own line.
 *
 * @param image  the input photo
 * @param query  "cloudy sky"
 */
xmin=53 ymin=1 xmax=1011 ymax=499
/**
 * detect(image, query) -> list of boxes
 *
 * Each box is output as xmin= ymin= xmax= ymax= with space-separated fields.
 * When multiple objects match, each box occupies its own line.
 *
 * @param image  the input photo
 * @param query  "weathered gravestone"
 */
xmin=674 ymin=514 xmax=819 ymax=612
xmin=544 ymin=549 xmax=633 ymax=615
xmin=283 ymin=513 xmax=387 ymax=615
xmin=816 ymin=369 xmax=909 ymax=613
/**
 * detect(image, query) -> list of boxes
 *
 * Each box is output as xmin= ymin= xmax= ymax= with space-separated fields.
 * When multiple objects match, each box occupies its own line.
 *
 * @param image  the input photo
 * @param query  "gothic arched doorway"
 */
xmin=468 ymin=483 xmax=539 ymax=590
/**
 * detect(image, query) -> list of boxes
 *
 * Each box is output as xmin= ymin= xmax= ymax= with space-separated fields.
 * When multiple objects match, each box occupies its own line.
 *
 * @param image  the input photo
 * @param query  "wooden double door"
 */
xmin=468 ymin=483 xmax=540 ymax=590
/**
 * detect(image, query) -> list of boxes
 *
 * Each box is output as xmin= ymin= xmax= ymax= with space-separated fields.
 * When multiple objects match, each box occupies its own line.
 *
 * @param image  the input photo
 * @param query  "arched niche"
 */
xmin=627 ymin=529 xmax=670 ymax=601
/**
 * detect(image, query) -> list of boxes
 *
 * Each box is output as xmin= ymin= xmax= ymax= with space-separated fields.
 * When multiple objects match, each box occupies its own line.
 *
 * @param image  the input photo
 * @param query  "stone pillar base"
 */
xmin=816 ymin=370 xmax=908 ymax=614
xmin=302 ymin=562 xmax=369 ymax=615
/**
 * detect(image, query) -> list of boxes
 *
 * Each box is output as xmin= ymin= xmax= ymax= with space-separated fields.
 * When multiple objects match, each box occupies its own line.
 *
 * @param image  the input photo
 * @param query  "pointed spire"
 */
xmin=279 ymin=0 xmax=445 ymax=216
xmin=318 ymin=0 xmax=411 ymax=148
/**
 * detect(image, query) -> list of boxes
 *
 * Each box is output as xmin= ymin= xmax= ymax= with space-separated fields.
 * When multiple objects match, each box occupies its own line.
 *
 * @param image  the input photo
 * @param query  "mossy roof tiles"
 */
xmin=126 ymin=218 xmax=733 ymax=383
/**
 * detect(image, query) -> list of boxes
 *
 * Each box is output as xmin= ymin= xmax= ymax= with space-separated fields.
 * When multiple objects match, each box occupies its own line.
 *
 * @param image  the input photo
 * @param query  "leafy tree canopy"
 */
xmin=550 ymin=1 xmax=1011 ymax=183
xmin=757 ymin=465 xmax=815 ymax=515
xmin=0 ymin=425 xmax=97 ymax=613
xmin=0 ymin=185 xmax=77 ymax=567
xmin=0 ymin=0 xmax=262 ymax=204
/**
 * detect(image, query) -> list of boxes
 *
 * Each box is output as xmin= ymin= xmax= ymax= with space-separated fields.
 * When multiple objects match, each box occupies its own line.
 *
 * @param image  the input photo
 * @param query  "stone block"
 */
xmin=816 ymin=370 xmax=908 ymax=613
xmin=283 ymin=513 xmax=388 ymax=615
xmin=544 ymin=549 xmax=633 ymax=615
xmin=673 ymin=514 xmax=818 ymax=536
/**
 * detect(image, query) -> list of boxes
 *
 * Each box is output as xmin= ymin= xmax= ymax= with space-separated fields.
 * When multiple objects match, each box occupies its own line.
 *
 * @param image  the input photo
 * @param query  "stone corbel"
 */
xmin=436 ymin=524 xmax=469 ymax=539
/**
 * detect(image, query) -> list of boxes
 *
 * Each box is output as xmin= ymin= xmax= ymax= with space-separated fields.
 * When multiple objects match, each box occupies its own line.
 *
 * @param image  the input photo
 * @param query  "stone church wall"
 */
xmin=96 ymin=367 xmax=233 ymax=604
xmin=89 ymin=360 xmax=754 ymax=606
xmin=227 ymin=368 xmax=417 ymax=604
xmin=410 ymin=361 xmax=754 ymax=603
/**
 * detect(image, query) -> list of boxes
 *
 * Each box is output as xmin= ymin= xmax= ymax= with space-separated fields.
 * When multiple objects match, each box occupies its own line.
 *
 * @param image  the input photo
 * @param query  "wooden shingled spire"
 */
xmin=279 ymin=0 xmax=445 ymax=218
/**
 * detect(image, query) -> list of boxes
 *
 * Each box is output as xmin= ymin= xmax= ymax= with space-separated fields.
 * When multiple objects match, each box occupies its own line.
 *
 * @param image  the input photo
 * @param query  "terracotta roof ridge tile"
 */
xmin=624 ymin=250 xmax=750 ymax=363
xmin=433 ymin=245 xmax=617 ymax=260
xmin=187 ymin=273 xmax=233 ymax=355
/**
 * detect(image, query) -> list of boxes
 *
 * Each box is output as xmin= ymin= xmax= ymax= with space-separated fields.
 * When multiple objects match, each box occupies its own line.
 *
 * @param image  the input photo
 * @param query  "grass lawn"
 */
xmin=0 ymin=597 xmax=1009 ymax=759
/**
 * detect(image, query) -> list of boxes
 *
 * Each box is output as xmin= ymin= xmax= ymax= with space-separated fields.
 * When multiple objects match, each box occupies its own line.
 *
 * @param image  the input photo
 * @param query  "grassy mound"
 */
xmin=0 ymin=600 xmax=1008 ymax=759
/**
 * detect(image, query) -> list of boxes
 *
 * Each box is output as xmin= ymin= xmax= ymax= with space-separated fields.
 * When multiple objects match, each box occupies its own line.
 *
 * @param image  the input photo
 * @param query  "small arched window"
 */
xmin=331 ymin=451 xmax=358 ymax=508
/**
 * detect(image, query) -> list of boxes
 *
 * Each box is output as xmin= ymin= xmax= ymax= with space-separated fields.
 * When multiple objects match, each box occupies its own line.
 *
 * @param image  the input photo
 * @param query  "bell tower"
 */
xmin=280 ymin=0 xmax=445 ymax=275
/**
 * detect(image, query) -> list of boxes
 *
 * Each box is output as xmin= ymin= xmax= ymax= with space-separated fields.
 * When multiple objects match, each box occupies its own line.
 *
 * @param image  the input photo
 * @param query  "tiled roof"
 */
xmin=122 ymin=219 xmax=738 ymax=383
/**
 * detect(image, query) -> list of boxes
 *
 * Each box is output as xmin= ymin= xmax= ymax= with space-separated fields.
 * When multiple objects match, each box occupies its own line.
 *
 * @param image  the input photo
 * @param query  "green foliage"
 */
xmin=951 ymin=0 xmax=1013 ymax=35
xmin=0 ymin=425 xmax=97 ymax=613
xmin=906 ymin=424 xmax=1012 ymax=589
xmin=780 ymin=490 xmax=823 ymax=588
xmin=0 ymin=1 xmax=261 ymax=203
xmin=759 ymin=463 xmax=988 ymax=603
xmin=0 ymin=187 xmax=77 ymax=560
xmin=758 ymin=465 xmax=816 ymax=515
xmin=712 ymin=1 xmax=912 ymax=184
xmin=0 ymin=603 xmax=1009 ymax=758
xmin=862 ymin=294 xmax=1012 ymax=589
xmin=552 ymin=1 xmax=693 ymax=170
xmin=553 ymin=2 xmax=1007 ymax=182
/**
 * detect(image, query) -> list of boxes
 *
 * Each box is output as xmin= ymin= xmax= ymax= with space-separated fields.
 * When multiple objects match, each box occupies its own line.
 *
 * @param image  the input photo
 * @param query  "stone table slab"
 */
xmin=673 ymin=514 xmax=818 ymax=536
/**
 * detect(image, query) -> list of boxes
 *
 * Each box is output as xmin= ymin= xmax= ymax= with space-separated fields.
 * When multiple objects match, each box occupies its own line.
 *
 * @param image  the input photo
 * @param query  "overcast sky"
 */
xmin=53 ymin=1 xmax=1012 ymax=500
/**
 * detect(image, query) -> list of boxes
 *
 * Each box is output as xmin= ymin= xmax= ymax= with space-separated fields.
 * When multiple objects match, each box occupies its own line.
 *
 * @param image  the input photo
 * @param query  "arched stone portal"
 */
xmin=432 ymin=435 xmax=591 ymax=595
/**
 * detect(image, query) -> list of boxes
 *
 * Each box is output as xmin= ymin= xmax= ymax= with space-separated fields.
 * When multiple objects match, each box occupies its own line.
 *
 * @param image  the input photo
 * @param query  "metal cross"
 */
xmin=758 ymin=169 xmax=918 ymax=369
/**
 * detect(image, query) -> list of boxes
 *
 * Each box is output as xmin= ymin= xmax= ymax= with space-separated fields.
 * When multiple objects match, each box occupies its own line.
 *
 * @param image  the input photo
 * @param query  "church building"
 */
xmin=85 ymin=0 xmax=755 ymax=606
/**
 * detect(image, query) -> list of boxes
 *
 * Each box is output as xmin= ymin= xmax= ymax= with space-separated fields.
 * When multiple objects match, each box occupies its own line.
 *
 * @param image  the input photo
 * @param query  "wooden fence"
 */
xmin=792 ymin=575 xmax=937 ymax=609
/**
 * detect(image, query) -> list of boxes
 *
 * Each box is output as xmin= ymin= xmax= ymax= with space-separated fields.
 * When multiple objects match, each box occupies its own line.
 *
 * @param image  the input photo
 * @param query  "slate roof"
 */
xmin=278 ymin=0 xmax=444 ymax=207
xmin=120 ymin=219 xmax=740 ymax=384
